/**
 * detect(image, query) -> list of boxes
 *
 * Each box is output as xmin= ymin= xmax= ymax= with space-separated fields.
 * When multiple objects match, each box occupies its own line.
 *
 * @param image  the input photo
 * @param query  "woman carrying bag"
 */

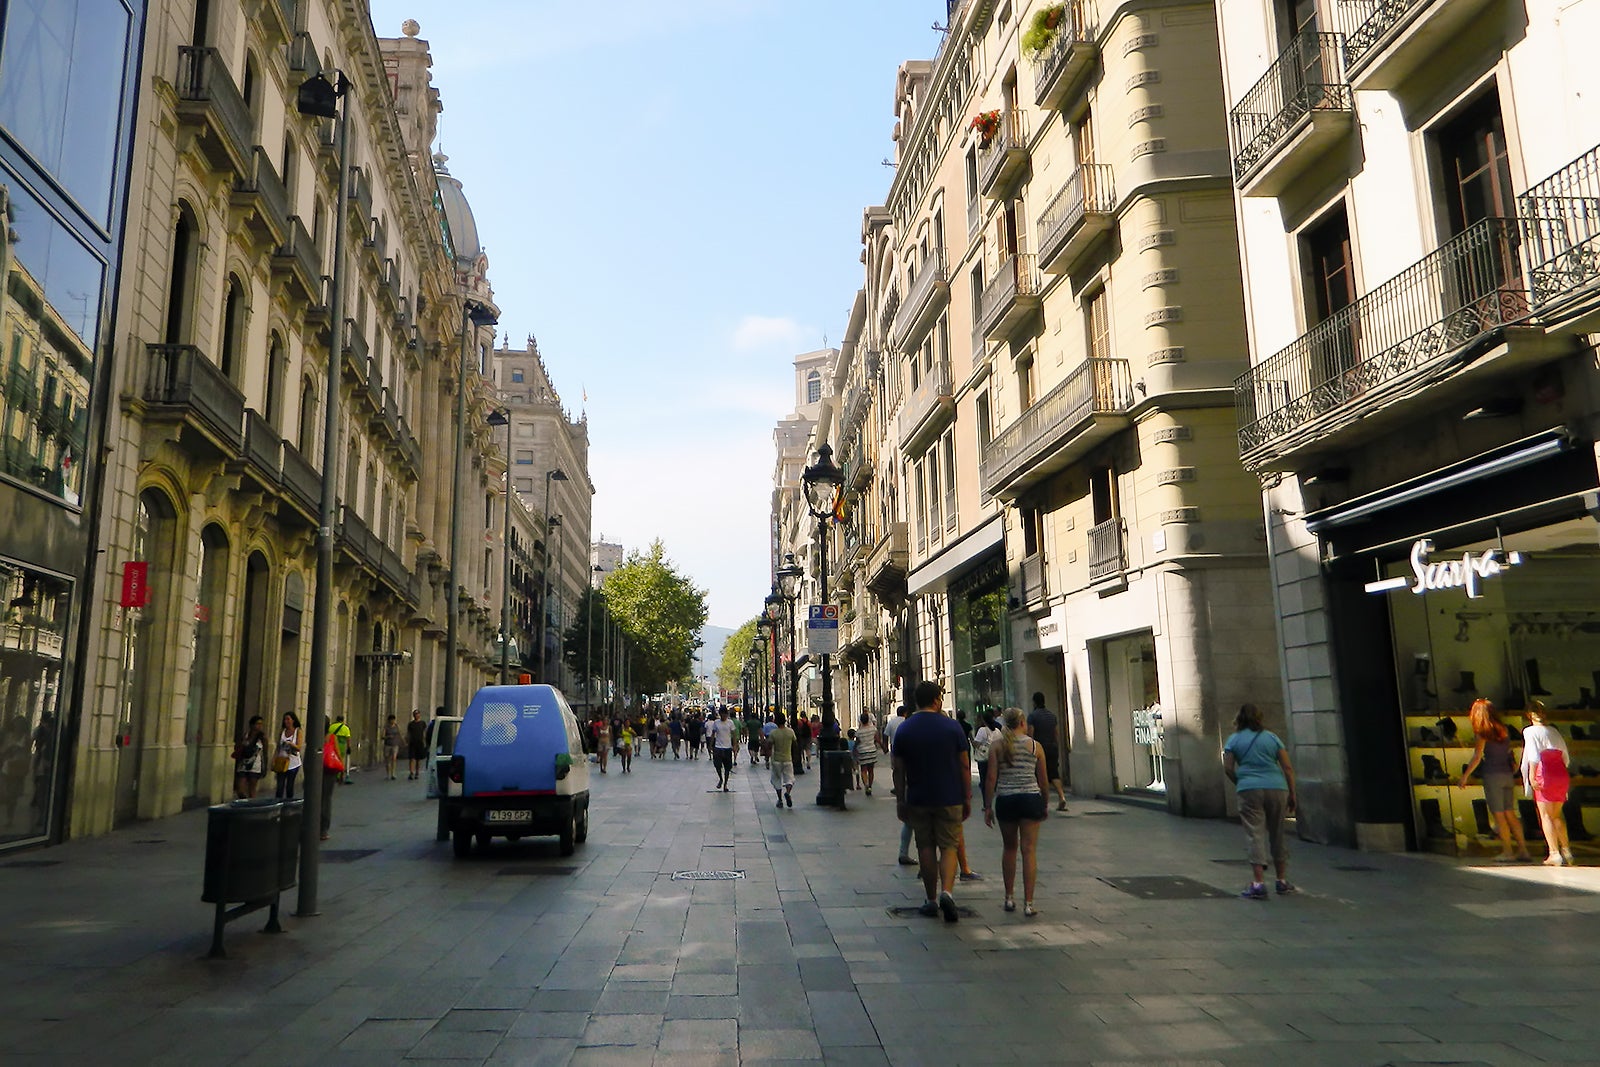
xmin=321 ymin=731 xmax=345 ymax=840
xmin=273 ymin=712 xmax=303 ymax=799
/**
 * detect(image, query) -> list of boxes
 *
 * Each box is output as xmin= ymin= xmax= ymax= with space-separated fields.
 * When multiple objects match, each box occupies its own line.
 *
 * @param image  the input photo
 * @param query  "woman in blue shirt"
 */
xmin=1222 ymin=703 xmax=1298 ymax=900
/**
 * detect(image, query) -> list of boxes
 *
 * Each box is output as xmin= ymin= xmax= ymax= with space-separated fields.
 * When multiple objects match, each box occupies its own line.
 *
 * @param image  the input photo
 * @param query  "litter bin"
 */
xmin=201 ymin=798 xmax=294 ymax=958
xmin=276 ymin=799 xmax=303 ymax=891
xmin=817 ymin=737 xmax=850 ymax=809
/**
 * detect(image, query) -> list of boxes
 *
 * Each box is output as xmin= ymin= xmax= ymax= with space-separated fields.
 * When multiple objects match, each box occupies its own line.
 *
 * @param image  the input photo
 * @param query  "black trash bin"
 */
xmin=203 ymin=798 xmax=284 ymax=904
xmin=276 ymin=799 xmax=303 ymax=891
xmin=817 ymin=738 xmax=850 ymax=809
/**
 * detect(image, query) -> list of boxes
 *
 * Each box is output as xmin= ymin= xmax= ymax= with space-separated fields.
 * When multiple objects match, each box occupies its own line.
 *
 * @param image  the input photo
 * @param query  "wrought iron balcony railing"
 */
xmin=1519 ymin=143 xmax=1600 ymax=316
xmin=1019 ymin=552 xmax=1046 ymax=605
xmin=1087 ymin=517 xmax=1127 ymax=582
xmin=878 ymin=285 xmax=901 ymax=340
xmin=977 ymin=252 xmax=1043 ymax=340
xmin=890 ymin=248 xmax=949 ymax=350
xmin=1234 ymin=216 xmax=1528 ymax=461
xmin=1037 ymin=163 xmax=1115 ymax=273
xmin=980 ymin=357 xmax=1132 ymax=497
xmin=896 ymin=360 xmax=954 ymax=450
xmin=977 ymin=109 xmax=1029 ymax=198
xmin=1032 ymin=0 xmax=1097 ymax=109
xmin=1230 ymin=31 xmax=1353 ymax=185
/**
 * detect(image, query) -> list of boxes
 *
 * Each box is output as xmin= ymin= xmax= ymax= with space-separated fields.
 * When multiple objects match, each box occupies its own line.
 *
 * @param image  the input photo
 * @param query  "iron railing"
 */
xmin=1037 ymin=163 xmax=1115 ymax=268
xmin=242 ymin=409 xmax=283 ymax=484
xmin=1334 ymin=0 xmax=1427 ymax=71
xmin=348 ymin=166 xmax=373 ymax=226
xmin=977 ymin=109 xmax=1028 ymax=193
xmin=1234 ymin=216 xmax=1528 ymax=456
xmin=1020 ymin=553 xmax=1046 ymax=605
xmin=980 ymin=357 xmax=1131 ymax=491
xmin=897 ymin=360 xmax=953 ymax=446
xmin=1087 ymin=518 xmax=1126 ymax=581
xmin=1031 ymin=0 xmax=1095 ymax=105
xmin=1230 ymin=31 xmax=1353 ymax=181
xmin=1518 ymin=144 xmax=1600 ymax=311
xmin=273 ymin=215 xmax=321 ymax=298
xmin=878 ymin=285 xmax=901 ymax=340
xmin=891 ymin=247 xmax=948 ymax=347
xmin=288 ymin=31 xmax=318 ymax=74
xmin=978 ymin=252 xmax=1042 ymax=337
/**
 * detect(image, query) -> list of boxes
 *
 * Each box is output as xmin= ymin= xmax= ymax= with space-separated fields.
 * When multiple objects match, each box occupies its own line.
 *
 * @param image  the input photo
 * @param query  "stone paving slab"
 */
xmin=3 ymin=756 xmax=1600 ymax=1063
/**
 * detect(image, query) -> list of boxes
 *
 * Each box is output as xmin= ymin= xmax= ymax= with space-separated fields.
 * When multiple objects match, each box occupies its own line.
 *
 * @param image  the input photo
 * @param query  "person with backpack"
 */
xmin=1222 ymin=703 xmax=1297 ymax=899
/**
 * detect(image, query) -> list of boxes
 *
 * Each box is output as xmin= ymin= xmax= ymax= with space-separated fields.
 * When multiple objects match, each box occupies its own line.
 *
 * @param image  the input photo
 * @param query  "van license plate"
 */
xmin=485 ymin=810 xmax=532 ymax=824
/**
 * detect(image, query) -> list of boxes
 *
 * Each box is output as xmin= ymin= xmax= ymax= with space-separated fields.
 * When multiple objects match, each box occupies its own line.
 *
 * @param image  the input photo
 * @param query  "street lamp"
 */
xmin=296 ymin=68 xmax=351 ymax=917
xmin=486 ymin=408 xmax=513 ymax=684
xmin=801 ymin=442 xmax=844 ymax=808
xmin=775 ymin=552 xmax=803 ymax=733
xmin=546 ymin=514 xmax=563 ymax=688
xmin=537 ymin=468 xmax=568 ymax=681
xmin=445 ymin=300 xmax=499 ymax=718
xmin=586 ymin=564 xmax=602 ymax=711
xmin=757 ymin=616 xmax=776 ymax=714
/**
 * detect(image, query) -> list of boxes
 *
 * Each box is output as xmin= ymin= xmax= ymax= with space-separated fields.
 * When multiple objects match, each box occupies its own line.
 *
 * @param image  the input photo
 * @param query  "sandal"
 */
xmin=1023 ymin=902 xmax=1037 ymax=917
xmin=1003 ymin=898 xmax=1016 ymax=912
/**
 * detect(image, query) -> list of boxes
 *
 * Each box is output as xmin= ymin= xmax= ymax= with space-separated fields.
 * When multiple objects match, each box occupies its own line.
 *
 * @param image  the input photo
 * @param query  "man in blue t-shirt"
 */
xmin=892 ymin=680 xmax=971 ymax=923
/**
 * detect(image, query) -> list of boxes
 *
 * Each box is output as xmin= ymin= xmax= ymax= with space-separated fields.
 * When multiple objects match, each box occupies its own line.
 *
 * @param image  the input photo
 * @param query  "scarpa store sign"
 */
xmin=1364 ymin=538 xmax=1524 ymax=600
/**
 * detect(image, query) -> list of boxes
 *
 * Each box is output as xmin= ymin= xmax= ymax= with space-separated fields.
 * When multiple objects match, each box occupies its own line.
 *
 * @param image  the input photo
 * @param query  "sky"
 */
xmin=367 ymin=0 xmax=939 ymax=628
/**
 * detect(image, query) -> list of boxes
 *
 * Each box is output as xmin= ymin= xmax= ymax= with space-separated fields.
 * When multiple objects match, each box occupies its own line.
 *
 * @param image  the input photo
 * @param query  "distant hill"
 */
xmin=693 ymin=625 xmax=735 ymax=692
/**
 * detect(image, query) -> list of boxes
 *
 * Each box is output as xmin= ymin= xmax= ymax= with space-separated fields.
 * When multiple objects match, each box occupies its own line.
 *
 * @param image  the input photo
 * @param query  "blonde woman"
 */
xmin=1521 ymin=701 xmax=1573 ymax=865
xmin=982 ymin=707 xmax=1050 ymax=916
xmin=1457 ymin=699 xmax=1531 ymax=862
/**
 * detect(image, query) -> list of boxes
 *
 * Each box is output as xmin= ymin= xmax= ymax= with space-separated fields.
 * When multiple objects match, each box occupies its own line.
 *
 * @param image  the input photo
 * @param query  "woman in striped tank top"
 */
xmin=982 ymin=707 xmax=1051 ymax=916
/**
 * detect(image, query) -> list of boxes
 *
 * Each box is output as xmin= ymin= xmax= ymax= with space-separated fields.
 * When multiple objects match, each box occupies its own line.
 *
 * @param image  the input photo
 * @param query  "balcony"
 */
xmin=1037 ymin=163 xmax=1115 ymax=275
xmin=980 ymin=357 xmax=1132 ymax=500
xmin=270 ymin=216 xmax=321 ymax=304
xmin=237 ymin=409 xmax=283 ymax=492
xmin=1019 ymin=552 xmax=1047 ymax=606
xmin=889 ymin=249 xmax=949 ymax=351
xmin=261 ymin=0 xmax=295 ymax=41
xmin=1032 ymin=0 xmax=1098 ymax=109
xmin=287 ymin=31 xmax=319 ymax=75
xmin=365 ymin=219 xmax=388 ymax=268
xmin=396 ymin=417 xmax=423 ymax=479
xmin=303 ymin=274 xmax=334 ymax=333
xmin=280 ymin=441 xmax=322 ymax=523
xmin=348 ymin=167 xmax=373 ymax=231
xmin=977 ymin=253 xmax=1043 ymax=341
xmin=978 ymin=109 xmax=1029 ymax=199
xmin=373 ymin=385 xmax=400 ymax=441
xmin=363 ymin=357 xmax=384 ymax=420
xmin=174 ymin=47 xmax=253 ymax=176
xmin=5 ymin=362 xmax=35 ymax=411
xmin=1087 ymin=517 xmax=1127 ymax=583
xmin=878 ymin=285 xmax=901 ymax=340
xmin=141 ymin=343 xmax=245 ymax=458
xmin=338 ymin=504 xmax=378 ymax=572
xmin=1520 ymin=143 xmax=1600 ymax=331
xmin=1333 ymin=0 xmax=1500 ymax=91
xmin=865 ymin=522 xmax=909 ymax=606
xmin=232 ymin=147 xmax=290 ymax=245
xmin=341 ymin=320 xmax=368 ymax=384
xmin=1230 ymin=31 xmax=1354 ymax=198
xmin=896 ymin=360 xmax=954 ymax=452
xmin=1234 ymin=217 xmax=1530 ymax=467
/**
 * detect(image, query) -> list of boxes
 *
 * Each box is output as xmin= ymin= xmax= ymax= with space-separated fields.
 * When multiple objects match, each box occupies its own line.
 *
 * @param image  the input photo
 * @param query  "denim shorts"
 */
xmin=994 ymin=792 xmax=1047 ymax=823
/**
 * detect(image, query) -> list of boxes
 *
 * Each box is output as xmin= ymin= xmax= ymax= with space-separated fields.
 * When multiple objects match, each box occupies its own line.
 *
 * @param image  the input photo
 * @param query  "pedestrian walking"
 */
xmin=273 ymin=712 xmax=302 ymax=799
xmin=1222 ymin=703 xmax=1297 ymax=899
xmin=983 ymin=707 xmax=1049 ymax=916
xmin=596 ymin=718 xmax=612 ymax=774
xmin=1458 ymin=698 xmax=1531 ymax=862
xmin=794 ymin=712 xmax=812 ymax=771
xmin=382 ymin=714 xmax=401 ymax=780
xmin=670 ymin=716 xmax=683 ymax=758
xmin=618 ymin=723 xmax=634 ymax=773
xmin=892 ymin=680 xmax=972 ymax=923
xmin=1521 ymin=700 xmax=1573 ymax=866
xmin=710 ymin=707 xmax=736 ymax=791
xmin=855 ymin=712 xmax=880 ymax=795
xmin=1027 ymin=692 xmax=1069 ymax=811
xmin=767 ymin=711 xmax=797 ymax=808
xmin=405 ymin=709 xmax=426 ymax=780
xmin=320 ymin=726 xmax=345 ymax=840
xmin=685 ymin=713 xmax=702 ymax=759
xmin=232 ymin=716 xmax=267 ymax=799
xmin=330 ymin=713 xmax=352 ymax=783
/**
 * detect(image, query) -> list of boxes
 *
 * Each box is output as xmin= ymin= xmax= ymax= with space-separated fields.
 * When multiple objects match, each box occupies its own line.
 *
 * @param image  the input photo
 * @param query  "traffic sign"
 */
xmin=806 ymin=603 xmax=839 ymax=655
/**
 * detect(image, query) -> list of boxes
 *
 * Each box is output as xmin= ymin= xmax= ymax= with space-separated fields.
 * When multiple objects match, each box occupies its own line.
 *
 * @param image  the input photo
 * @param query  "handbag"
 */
xmin=272 ymin=754 xmax=291 ymax=774
xmin=324 ymin=735 xmax=345 ymax=773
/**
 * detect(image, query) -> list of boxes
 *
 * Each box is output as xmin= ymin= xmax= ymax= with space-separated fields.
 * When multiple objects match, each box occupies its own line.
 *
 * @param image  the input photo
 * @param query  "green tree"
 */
xmin=717 ymin=617 xmax=761 ymax=695
xmin=596 ymin=541 xmax=708 ymax=695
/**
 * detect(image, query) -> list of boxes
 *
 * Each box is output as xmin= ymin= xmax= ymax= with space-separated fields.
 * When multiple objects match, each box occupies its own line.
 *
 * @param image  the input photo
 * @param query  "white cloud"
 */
xmin=731 ymin=314 xmax=809 ymax=354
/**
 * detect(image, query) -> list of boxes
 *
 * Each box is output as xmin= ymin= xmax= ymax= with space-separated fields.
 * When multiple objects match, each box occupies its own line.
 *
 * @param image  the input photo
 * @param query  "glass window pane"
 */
xmin=0 ymin=0 xmax=132 ymax=225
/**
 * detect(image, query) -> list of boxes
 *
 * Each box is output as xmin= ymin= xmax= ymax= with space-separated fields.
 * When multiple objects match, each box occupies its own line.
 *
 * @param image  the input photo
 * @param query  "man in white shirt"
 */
xmin=709 ymin=708 xmax=737 ymax=792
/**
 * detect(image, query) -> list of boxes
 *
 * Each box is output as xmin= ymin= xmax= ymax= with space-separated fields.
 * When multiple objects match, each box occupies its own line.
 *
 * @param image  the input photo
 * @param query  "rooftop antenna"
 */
xmin=880 ymin=158 xmax=897 ymax=168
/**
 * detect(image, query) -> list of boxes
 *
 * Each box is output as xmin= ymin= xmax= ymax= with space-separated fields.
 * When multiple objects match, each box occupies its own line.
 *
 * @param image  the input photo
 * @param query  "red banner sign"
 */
xmin=120 ymin=561 xmax=149 ymax=608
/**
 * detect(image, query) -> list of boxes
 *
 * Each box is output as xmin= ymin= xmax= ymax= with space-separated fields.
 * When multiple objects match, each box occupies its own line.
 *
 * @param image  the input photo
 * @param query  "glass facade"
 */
xmin=950 ymin=557 xmax=1012 ymax=721
xmin=0 ymin=0 xmax=143 ymax=846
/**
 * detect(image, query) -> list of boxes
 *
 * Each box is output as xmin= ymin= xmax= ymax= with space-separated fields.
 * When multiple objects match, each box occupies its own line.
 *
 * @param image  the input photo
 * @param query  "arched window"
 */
xmin=241 ymin=53 xmax=259 ymax=136
xmin=343 ymin=436 xmax=359 ymax=504
xmin=806 ymin=370 xmax=821 ymax=405
xmin=280 ymin=133 xmax=296 ymax=200
xmin=190 ymin=0 xmax=211 ymax=47
xmin=265 ymin=332 xmax=285 ymax=428
xmin=297 ymin=377 xmax=318 ymax=457
xmin=164 ymin=202 xmax=200 ymax=344
xmin=311 ymin=198 xmax=326 ymax=261
xmin=219 ymin=275 xmax=246 ymax=381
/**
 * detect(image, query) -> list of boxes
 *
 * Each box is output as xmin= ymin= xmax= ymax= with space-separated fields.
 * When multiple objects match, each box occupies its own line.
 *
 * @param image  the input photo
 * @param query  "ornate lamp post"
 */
xmin=486 ymin=408 xmax=513 ymax=683
xmin=800 ymin=442 xmax=845 ymax=807
xmin=775 ymin=553 xmax=803 ymax=725
xmin=536 ymin=468 xmax=568 ymax=681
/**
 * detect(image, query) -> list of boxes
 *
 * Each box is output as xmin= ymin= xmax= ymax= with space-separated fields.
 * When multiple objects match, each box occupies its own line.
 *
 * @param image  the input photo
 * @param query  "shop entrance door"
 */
xmin=1102 ymin=631 xmax=1162 ymax=793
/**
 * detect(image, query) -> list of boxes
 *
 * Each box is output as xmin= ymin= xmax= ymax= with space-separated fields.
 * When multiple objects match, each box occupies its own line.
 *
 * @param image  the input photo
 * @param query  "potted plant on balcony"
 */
xmin=971 ymin=109 xmax=1002 ymax=148
xmin=1022 ymin=2 xmax=1067 ymax=58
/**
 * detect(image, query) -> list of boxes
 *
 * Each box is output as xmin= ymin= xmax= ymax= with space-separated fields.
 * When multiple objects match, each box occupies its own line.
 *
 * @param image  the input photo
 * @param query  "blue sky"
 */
xmin=368 ymin=0 xmax=937 ymax=627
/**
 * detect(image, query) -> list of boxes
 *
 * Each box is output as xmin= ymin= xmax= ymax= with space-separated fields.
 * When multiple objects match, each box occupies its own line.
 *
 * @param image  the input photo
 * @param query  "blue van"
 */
xmin=441 ymin=684 xmax=591 ymax=857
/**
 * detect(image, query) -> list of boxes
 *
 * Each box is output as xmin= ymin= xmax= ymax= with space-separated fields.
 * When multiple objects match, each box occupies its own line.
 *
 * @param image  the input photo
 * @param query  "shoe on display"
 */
xmin=1419 ymin=726 xmax=1440 ymax=744
xmin=897 ymin=855 xmax=918 ymax=866
xmin=1434 ymin=718 xmax=1459 ymax=742
xmin=918 ymin=900 xmax=940 ymax=917
xmin=938 ymin=890 xmax=959 ymax=923
xmin=1240 ymin=883 xmax=1269 ymax=900
xmin=1274 ymin=880 xmax=1297 ymax=895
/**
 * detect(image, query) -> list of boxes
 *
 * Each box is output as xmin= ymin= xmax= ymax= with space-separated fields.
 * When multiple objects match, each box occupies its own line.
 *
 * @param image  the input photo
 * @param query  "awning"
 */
xmin=907 ymin=514 xmax=1005 ymax=596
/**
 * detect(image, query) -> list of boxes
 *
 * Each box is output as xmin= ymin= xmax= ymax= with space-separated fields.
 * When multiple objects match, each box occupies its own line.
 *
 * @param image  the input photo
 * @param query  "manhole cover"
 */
xmin=1100 ymin=876 xmax=1230 ymax=900
xmin=887 ymin=904 xmax=980 ymax=918
xmin=320 ymin=849 xmax=378 ymax=863
xmin=767 ymin=835 xmax=788 ymax=843
xmin=1 ymin=859 xmax=61 ymax=868
xmin=672 ymin=870 xmax=745 ymax=881
xmin=496 ymin=866 xmax=578 ymax=876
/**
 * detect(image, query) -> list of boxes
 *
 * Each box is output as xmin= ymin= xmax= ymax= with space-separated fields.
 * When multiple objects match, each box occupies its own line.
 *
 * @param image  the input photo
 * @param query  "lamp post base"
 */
xmin=815 ymin=737 xmax=849 ymax=809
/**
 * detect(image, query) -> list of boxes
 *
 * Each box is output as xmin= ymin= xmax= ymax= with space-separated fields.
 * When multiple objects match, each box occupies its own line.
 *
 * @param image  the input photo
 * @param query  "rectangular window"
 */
xmin=915 ymin=459 xmax=929 ymax=553
xmin=927 ymin=449 xmax=942 ymax=540
xmin=942 ymin=432 xmax=957 ymax=533
xmin=1435 ymin=89 xmax=1514 ymax=236
xmin=1086 ymin=287 xmax=1111 ymax=360
xmin=1022 ymin=506 xmax=1042 ymax=557
xmin=511 ymin=368 xmax=524 ymax=383
xmin=514 ymin=449 xmax=534 ymax=465
xmin=976 ymin=392 xmax=992 ymax=448
xmin=1090 ymin=466 xmax=1117 ymax=524
xmin=1016 ymin=354 xmax=1035 ymax=412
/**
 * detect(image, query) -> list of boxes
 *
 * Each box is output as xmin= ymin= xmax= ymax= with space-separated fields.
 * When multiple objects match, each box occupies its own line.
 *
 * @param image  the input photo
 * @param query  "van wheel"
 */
xmin=451 ymin=828 xmax=470 ymax=858
xmin=558 ymin=809 xmax=576 ymax=856
xmin=574 ymin=801 xmax=589 ymax=844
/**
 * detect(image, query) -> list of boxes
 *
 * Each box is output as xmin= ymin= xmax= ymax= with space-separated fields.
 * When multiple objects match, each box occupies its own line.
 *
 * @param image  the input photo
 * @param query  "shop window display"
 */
xmin=1384 ymin=518 xmax=1600 ymax=859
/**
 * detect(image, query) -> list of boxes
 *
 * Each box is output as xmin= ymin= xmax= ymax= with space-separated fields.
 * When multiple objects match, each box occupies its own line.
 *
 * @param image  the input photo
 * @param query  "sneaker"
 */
xmin=776 ymin=795 xmax=783 ymax=808
xmin=1562 ymin=849 xmax=1576 ymax=865
xmin=1057 ymin=801 xmax=1068 ymax=812
xmin=918 ymin=900 xmax=940 ymax=917
xmin=1023 ymin=902 xmax=1038 ymax=918
xmin=938 ymin=890 xmax=959 ymax=923
xmin=1274 ymin=880 xmax=1297 ymax=895
xmin=1240 ymin=883 xmax=1268 ymax=900
xmin=897 ymin=855 xmax=917 ymax=867
xmin=785 ymin=792 xmax=793 ymax=808
xmin=1003 ymin=898 xmax=1016 ymax=912
xmin=959 ymin=871 xmax=984 ymax=882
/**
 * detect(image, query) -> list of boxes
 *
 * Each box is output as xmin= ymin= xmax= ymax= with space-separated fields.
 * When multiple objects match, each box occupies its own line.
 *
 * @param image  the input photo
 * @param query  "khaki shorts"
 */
xmin=903 ymin=804 xmax=965 ymax=851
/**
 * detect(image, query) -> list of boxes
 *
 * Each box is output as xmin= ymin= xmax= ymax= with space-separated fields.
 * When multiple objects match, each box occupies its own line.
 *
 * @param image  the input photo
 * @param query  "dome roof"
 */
xmin=432 ymin=152 xmax=481 ymax=263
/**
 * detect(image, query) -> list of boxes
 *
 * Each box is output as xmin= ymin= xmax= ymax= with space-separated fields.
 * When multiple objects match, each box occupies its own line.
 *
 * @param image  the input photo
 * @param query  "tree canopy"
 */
xmin=568 ymin=540 xmax=707 ymax=697
xmin=716 ymin=617 xmax=761 ymax=695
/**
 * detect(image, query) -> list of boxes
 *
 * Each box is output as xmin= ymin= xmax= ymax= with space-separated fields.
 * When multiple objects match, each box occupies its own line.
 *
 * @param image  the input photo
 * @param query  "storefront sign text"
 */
xmin=1364 ymin=538 xmax=1524 ymax=600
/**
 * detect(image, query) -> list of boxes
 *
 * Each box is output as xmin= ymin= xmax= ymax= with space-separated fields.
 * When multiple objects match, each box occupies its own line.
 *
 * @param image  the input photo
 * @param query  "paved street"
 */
xmin=3 ymin=752 xmax=1599 ymax=1066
